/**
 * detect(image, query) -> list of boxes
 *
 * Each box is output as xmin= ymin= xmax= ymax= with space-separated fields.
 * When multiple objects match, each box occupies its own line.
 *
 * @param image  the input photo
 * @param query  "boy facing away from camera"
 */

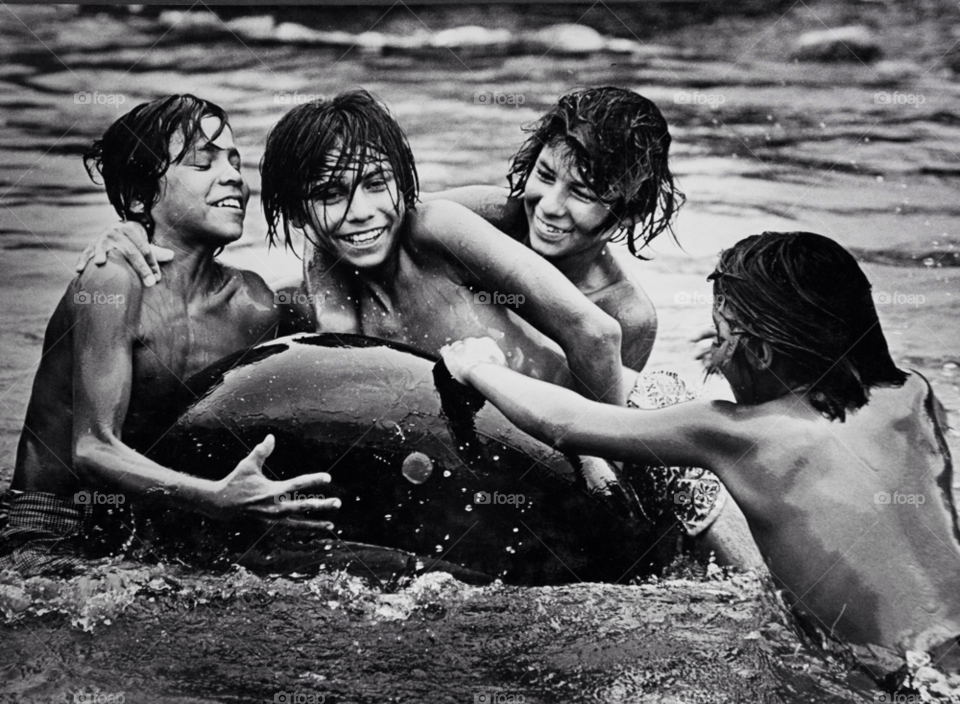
xmin=442 ymin=231 xmax=960 ymax=663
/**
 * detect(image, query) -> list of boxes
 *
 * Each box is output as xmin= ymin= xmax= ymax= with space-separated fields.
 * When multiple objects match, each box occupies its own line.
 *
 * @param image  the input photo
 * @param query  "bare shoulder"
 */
xmin=75 ymin=251 xmax=144 ymax=299
xmin=232 ymin=266 xmax=276 ymax=306
xmin=71 ymin=252 xmax=145 ymax=325
xmin=588 ymin=252 xmax=656 ymax=370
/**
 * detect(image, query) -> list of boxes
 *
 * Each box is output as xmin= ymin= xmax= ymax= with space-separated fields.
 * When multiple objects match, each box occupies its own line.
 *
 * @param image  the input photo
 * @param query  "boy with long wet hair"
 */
xmin=261 ymin=90 xmax=419 ymax=251
xmin=506 ymin=86 xmax=682 ymax=257
xmin=442 ymin=231 xmax=960 ymax=664
xmin=86 ymin=95 xmax=230 ymax=244
xmin=258 ymin=89 xmax=623 ymax=405
xmin=0 ymin=95 xmax=337 ymax=576
xmin=425 ymin=86 xmax=683 ymax=373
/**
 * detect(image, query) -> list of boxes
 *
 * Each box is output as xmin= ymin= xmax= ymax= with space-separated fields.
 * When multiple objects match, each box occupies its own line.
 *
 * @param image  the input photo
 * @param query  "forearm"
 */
xmin=74 ymin=434 xmax=220 ymax=516
xmin=461 ymin=359 xmax=711 ymax=468
xmin=463 ymin=362 xmax=590 ymax=451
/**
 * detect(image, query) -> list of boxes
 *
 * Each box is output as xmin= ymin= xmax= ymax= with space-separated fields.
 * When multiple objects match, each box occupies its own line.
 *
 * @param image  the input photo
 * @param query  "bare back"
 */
xmin=718 ymin=374 xmax=960 ymax=651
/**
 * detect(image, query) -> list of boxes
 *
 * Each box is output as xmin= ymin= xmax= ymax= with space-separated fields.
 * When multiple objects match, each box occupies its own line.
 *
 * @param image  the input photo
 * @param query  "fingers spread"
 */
xmin=252 ymin=434 xmax=275 ymax=463
xmin=284 ymin=472 xmax=333 ymax=495
xmin=275 ymin=518 xmax=336 ymax=532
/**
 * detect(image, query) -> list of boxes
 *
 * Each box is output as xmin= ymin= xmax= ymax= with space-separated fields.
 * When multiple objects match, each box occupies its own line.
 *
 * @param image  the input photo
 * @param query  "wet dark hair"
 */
xmin=83 ymin=94 xmax=229 ymax=242
xmin=262 ymin=89 xmax=419 ymax=250
xmin=507 ymin=86 xmax=683 ymax=258
xmin=708 ymin=232 xmax=907 ymax=421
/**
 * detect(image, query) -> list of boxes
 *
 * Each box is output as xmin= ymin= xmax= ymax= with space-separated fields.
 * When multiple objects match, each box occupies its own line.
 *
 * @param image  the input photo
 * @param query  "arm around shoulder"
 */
xmin=414 ymin=200 xmax=624 ymax=403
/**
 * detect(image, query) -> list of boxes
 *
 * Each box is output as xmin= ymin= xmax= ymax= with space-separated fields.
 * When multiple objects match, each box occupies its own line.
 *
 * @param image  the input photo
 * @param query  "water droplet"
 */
xmin=443 ymin=470 xmax=451 ymax=478
xmin=402 ymin=452 xmax=434 ymax=484
xmin=465 ymin=505 xmax=473 ymax=512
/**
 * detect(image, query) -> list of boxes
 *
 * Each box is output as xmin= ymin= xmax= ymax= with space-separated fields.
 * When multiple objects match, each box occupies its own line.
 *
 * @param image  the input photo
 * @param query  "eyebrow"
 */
xmin=194 ymin=141 xmax=239 ymax=157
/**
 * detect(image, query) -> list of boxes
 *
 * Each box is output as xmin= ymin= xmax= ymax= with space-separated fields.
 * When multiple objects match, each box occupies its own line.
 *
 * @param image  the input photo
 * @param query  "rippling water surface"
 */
xmin=1 ymin=4 xmax=959 ymax=702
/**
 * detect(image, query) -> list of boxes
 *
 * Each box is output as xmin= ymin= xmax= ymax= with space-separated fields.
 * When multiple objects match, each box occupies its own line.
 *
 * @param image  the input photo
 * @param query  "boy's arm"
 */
xmin=70 ymin=261 xmax=339 ymax=526
xmin=421 ymin=186 xmax=525 ymax=237
xmin=441 ymin=338 xmax=750 ymax=468
xmin=413 ymin=200 xmax=623 ymax=405
xmin=302 ymin=237 xmax=362 ymax=334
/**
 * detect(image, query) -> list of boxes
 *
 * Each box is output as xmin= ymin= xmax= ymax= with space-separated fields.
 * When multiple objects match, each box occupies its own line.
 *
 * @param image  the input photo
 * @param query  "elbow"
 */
xmin=577 ymin=312 xmax=622 ymax=361
xmin=72 ymin=432 xmax=114 ymax=485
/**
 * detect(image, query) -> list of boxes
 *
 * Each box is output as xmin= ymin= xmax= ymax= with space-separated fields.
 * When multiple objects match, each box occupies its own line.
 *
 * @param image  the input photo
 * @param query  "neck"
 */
xmin=544 ymin=244 xmax=612 ymax=293
xmin=732 ymin=364 xmax=808 ymax=407
xmin=152 ymin=229 xmax=223 ymax=297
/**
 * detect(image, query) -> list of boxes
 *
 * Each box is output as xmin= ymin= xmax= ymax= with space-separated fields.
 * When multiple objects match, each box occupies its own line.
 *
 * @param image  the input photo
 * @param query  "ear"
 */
xmin=612 ymin=212 xmax=640 ymax=233
xmin=742 ymin=337 xmax=775 ymax=371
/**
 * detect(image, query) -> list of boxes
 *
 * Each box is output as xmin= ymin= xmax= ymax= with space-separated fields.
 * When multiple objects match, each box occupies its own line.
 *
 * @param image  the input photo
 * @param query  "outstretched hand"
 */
xmin=213 ymin=434 xmax=341 ymax=530
xmin=440 ymin=337 xmax=507 ymax=385
xmin=75 ymin=221 xmax=175 ymax=286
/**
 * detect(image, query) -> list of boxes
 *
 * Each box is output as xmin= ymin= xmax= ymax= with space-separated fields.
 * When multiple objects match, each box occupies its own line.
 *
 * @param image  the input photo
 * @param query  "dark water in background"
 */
xmin=1 ymin=3 xmax=959 ymax=702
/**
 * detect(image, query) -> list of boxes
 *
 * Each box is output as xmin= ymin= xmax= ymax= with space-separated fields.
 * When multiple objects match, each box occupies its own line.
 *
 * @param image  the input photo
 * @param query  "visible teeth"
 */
xmin=536 ymin=215 xmax=568 ymax=235
xmin=343 ymin=227 xmax=384 ymax=245
xmin=215 ymin=197 xmax=242 ymax=209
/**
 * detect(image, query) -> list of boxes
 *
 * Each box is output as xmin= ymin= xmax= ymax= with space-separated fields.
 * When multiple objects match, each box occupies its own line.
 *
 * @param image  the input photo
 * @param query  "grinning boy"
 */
xmin=0 ymin=95 xmax=338 ymax=575
xmin=441 ymin=231 xmax=960 ymax=662
xmin=262 ymin=89 xmax=625 ymax=406
xmin=422 ymin=86 xmax=682 ymax=373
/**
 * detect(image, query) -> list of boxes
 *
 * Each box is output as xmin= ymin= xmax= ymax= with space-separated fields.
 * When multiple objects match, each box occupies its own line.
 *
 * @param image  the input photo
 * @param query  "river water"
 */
xmin=1 ymin=4 xmax=959 ymax=702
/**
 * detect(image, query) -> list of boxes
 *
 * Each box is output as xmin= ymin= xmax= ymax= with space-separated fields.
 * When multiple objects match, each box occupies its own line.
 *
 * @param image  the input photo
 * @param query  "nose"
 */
xmin=537 ymin=182 xmax=567 ymax=218
xmin=219 ymin=159 xmax=243 ymax=188
xmin=346 ymin=186 xmax=375 ymax=222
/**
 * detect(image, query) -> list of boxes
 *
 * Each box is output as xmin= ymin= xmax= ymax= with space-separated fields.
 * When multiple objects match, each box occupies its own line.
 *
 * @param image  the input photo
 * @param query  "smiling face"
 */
xmin=301 ymin=150 xmax=404 ymax=270
xmin=522 ymin=142 xmax=619 ymax=261
xmin=150 ymin=116 xmax=249 ymax=247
